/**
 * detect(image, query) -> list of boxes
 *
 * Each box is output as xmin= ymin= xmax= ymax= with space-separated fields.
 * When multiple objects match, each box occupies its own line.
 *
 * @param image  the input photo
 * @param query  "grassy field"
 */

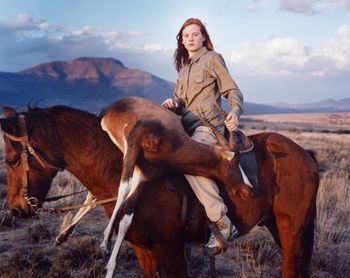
xmin=0 ymin=114 xmax=349 ymax=277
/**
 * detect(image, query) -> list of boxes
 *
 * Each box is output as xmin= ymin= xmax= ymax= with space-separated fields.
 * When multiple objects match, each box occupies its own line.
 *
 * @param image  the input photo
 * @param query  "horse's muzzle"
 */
xmin=10 ymin=207 xmax=22 ymax=217
xmin=10 ymin=206 xmax=35 ymax=218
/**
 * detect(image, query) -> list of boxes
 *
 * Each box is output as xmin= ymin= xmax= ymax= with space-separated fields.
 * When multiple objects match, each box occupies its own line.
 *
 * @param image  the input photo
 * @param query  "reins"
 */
xmin=41 ymin=196 xmax=117 ymax=214
xmin=44 ymin=189 xmax=89 ymax=202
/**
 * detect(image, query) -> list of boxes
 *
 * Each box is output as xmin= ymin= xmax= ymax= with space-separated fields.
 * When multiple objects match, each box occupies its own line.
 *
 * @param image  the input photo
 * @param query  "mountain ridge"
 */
xmin=0 ymin=57 xmax=348 ymax=114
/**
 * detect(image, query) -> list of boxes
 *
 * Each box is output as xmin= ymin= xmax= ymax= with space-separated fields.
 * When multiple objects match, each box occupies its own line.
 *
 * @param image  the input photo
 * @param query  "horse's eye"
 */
xmin=6 ymin=158 xmax=21 ymax=168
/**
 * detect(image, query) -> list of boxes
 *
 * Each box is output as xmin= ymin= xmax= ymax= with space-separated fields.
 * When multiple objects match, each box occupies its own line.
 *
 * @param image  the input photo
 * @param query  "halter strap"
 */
xmin=4 ymin=116 xmax=63 ymax=171
xmin=4 ymin=114 xmax=63 ymax=213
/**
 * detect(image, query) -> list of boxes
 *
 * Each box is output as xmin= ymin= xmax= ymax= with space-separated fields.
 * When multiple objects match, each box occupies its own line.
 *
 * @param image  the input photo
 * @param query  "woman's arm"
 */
xmin=211 ymin=54 xmax=244 ymax=131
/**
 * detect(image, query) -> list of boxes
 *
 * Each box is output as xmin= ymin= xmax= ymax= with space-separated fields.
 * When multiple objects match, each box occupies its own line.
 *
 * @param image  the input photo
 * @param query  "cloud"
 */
xmin=249 ymin=0 xmax=350 ymax=14
xmin=228 ymin=24 xmax=350 ymax=103
xmin=278 ymin=0 xmax=315 ymax=14
xmin=248 ymin=0 xmax=263 ymax=12
xmin=229 ymin=24 xmax=350 ymax=77
xmin=230 ymin=37 xmax=308 ymax=76
xmin=0 ymin=14 xmax=174 ymax=79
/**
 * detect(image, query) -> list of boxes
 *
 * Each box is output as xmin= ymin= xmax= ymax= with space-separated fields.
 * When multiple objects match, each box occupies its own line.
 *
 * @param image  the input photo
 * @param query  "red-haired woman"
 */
xmin=162 ymin=18 xmax=244 ymax=256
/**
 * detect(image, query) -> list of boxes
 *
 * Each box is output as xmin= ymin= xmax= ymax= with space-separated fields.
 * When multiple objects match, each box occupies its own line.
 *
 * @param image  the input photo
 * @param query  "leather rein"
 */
xmin=4 ymin=114 xmax=116 ymax=215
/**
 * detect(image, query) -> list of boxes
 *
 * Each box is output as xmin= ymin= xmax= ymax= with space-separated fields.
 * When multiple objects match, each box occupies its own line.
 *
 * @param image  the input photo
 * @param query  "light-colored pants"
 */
xmin=185 ymin=126 xmax=227 ymax=222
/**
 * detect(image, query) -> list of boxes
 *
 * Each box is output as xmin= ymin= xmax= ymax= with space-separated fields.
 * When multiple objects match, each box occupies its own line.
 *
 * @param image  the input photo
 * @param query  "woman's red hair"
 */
xmin=173 ymin=18 xmax=214 ymax=72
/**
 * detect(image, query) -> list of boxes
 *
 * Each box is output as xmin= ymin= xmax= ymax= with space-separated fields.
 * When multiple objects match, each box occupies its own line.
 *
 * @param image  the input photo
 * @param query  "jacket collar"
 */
xmin=189 ymin=47 xmax=208 ymax=64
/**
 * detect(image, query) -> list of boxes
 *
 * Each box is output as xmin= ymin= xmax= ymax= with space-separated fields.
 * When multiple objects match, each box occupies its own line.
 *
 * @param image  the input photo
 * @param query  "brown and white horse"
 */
xmin=0 ymin=103 xmax=319 ymax=277
xmin=99 ymin=97 xmax=253 ymax=276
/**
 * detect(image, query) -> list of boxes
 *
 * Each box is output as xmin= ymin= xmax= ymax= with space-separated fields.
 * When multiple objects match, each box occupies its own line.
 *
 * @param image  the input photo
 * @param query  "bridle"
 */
xmin=4 ymin=113 xmax=117 ymax=216
xmin=4 ymin=114 xmax=64 ymax=214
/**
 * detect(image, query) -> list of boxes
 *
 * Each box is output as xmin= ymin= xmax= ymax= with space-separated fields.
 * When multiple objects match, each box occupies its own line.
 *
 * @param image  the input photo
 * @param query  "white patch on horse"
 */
xmin=105 ymin=213 xmax=134 ymax=278
xmin=224 ymin=150 xmax=235 ymax=161
xmin=239 ymin=164 xmax=253 ymax=188
xmin=101 ymin=177 xmax=131 ymax=248
xmin=56 ymin=192 xmax=96 ymax=244
xmin=101 ymin=118 xmax=127 ymax=152
xmin=122 ymin=135 xmax=128 ymax=160
xmin=100 ymin=166 xmax=146 ymax=254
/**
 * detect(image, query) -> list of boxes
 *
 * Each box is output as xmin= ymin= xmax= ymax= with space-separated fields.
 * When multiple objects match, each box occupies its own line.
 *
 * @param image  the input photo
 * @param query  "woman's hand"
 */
xmin=162 ymin=98 xmax=178 ymax=111
xmin=224 ymin=112 xmax=239 ymax=132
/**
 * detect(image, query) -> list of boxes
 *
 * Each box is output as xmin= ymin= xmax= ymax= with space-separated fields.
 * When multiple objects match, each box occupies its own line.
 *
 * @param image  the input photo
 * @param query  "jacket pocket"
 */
xmin=194 ymin=75 xmax=204 ymax=83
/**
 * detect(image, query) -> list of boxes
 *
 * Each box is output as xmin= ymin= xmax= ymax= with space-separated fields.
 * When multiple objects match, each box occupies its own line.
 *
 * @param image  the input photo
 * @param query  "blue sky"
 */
xmin=0 ymin=0 xmax=349 ymax=104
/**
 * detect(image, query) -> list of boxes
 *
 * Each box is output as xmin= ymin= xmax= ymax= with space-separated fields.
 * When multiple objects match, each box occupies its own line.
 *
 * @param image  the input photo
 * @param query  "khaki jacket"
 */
xmin=173 ymin=47 xmax=243 ymax=135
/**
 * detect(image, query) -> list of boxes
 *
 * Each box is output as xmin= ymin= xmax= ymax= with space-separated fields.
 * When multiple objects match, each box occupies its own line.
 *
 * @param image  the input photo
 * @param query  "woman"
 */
xmin=162 ymin=18 xmax=244 ymax=256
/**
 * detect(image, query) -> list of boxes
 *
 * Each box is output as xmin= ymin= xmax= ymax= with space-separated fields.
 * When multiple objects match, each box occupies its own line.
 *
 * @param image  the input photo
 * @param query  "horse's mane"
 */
xmin=25 ymin=105 xmax=99 ymax=150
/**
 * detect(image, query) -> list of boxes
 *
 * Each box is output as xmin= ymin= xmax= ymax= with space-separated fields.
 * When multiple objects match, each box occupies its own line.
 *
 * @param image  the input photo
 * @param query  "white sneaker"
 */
xmin=204 ymin=215 xmax=239 ymax=256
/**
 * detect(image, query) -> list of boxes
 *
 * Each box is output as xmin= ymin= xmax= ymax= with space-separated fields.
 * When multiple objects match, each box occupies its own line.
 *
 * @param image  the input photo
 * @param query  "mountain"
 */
xmin=0 ymin=57 xmax=174 ymax=113
xmin=0 ymin=57 xmax=348 ymax=114
xmin=271 ymin=98 xmax=350 ymax=113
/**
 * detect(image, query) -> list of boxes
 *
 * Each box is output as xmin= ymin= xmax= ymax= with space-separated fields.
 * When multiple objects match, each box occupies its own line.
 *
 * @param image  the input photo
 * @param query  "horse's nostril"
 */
xmin=10 ymin=208 xmax=21 ymax=217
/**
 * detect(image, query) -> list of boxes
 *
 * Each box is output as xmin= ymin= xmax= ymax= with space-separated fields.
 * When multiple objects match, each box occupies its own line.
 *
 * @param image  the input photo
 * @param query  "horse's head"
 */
xmin=0 ymin=107 xmax=64 ymax=217
xmin=215 ymin=146 xmax=254 ymax=199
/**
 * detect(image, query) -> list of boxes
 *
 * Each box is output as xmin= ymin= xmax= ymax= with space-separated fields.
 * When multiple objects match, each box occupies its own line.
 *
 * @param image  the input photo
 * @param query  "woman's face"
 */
xmin=182 ymin=24 xmax=205 ymax=57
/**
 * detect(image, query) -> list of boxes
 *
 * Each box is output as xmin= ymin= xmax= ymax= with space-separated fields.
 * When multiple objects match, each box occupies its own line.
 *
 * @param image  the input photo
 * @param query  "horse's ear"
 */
xmin=0 ymin=112 xmax=19 ymax=135
xmin=0 ymin=118 xmax=11 ymax=134
xmin=3 ymin=107 xmax=18 ymax=118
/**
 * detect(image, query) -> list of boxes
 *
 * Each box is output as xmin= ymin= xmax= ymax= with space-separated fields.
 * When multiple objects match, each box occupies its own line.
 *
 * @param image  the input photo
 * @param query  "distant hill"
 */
xmin=0 ymin=57 xmax=348 ymax=114
xmin=270 ymin=98 xmax=350 ymax=113
xmin=0 ymin=57 xmax=174 ymax=113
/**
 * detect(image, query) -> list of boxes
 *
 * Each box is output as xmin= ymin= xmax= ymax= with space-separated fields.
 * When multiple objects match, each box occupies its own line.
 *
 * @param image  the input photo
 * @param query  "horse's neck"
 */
xmin=57 ymin=116 xmax=122 ymax=198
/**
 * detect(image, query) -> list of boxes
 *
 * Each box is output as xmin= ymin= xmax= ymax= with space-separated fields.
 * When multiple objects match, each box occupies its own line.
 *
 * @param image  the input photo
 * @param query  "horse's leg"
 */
xmin=100 ymin=178 xmax=130 ymax=254
xmin=131 ymin=244 xmax=159 ymax=278
xmin=105 ymin=179 xmax=148 ymax=278
xmin=261 ymin=214 xmax=281 ymax=247
xmin=55 ymin=192 xmax=96 ymax=245
xmin=153 ymin=242 xmax=188 ymax=278
xmin=100 ymin=137 xmax=142 ymax=254
xmin=298 ymin=204 xmax=316 ymax=278
xmin=274 ymin=198 xmax=316 ymax=278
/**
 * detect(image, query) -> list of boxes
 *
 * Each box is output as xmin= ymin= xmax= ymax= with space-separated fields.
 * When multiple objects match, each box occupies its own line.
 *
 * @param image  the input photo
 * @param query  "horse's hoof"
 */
xmin=203 ymin=244 xmax=226 ymax=256
xmin=54 ymin=233 xmax=68 ymax=246
xmin=54 ymin=237 xmax=63 ymax=246
xmin=99 ymin=242 xmax=111 ymax=258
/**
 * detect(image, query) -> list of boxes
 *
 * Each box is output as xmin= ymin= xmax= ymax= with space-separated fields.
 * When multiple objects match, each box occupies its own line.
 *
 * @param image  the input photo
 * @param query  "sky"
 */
xmin=0 ymin=0 xmax=349 ymax=104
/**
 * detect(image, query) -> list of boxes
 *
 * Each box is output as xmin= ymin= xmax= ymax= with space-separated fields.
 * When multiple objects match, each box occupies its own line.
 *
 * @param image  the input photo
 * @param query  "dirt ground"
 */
xmin=1 ymin=200 xmax=263 ymax=278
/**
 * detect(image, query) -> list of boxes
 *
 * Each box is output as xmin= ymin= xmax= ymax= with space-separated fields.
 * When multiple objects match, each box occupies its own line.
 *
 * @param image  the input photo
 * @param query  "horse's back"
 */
xmin=250 ymin=131 xmax=319 ymax=218
xmin=102 ymin=97 xmax=183 ymax=130
xmin=250 ymin=131 xmax=318 ymax=175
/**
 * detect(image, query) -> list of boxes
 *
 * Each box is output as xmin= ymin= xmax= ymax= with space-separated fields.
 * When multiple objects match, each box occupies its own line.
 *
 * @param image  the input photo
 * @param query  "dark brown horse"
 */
xmin=0 ymin=105 xmax=319 ymax=278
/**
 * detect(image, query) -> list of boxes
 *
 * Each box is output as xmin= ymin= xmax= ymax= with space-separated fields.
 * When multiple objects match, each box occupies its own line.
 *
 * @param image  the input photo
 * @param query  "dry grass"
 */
xmin=0 ymin=122 xmax=349 ymax=277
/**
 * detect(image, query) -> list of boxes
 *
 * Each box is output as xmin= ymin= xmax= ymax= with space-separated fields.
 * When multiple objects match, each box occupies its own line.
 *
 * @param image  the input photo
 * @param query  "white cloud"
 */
xmin=71 ymin=25 xmax=94 ymax=37
xmin=141 ymin=43 xmax=172 ymax=52
xmin=318 ymin=0 xmax=350 ymax=12
xmin=101 ymin=30 xmax=148 ymax=48
xmin=37 ymin=21 xmax=50 ymax=31
xmin=310 ymin=24 xmax=350 ymax=72
xmin=279 ymin=0 xmax=315 ymax=14
xmin=248 ymin=0 xmax=263 ymax=12
xmin=250 ymin=0 xmax=350 ymax=14
xmin=229 ymin=24 xmax=350 ymax=78
xmin=6 ymin=14 xmax=33 ymax=28
xmin=230 ymin=37 xmax=308 ymax=75
xmin=0 ymin=14 xmax=175 ymax=80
